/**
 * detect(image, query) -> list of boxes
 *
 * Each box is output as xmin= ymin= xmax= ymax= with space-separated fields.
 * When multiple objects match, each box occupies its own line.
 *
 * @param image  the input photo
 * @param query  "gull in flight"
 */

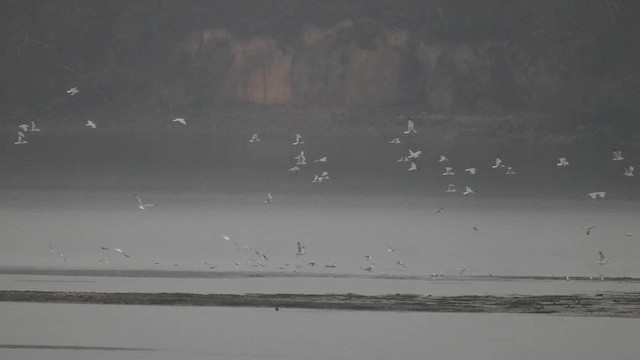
xmin=505 ymin=167 xmax=516 ymax=175
xmin=397 ymin=156 xmax=409 ymax=162
xmin=557 ymin=157 xmax=569 ymax=167
xmin=221 ymin=235 xmax=242 ymax=251
xmin=587 ymin=192 xmax=606 ymax=200
xmin=293 ymin=133 xmax=304 ymax=145
xmin=172 ymin=118 xmax=187 ymax=126
xmin=446 ymin=184 xmax=456 ymax=193
xmin=492 ymin=156 xmax=505 ymax=168
xmin=434 ymin=207 xmax=444 ymax=213
xmin=455 ymin=266 xmax=466 ymax=275
xmin=100 ymin=246 xmax=130 ymax=258
xmin=296 ymin=242 xmax=306 ymax=257
xmin=612 ymin=150 xmax=624 ymax=161
xmin=264 ymin=193 xmax=272 ymax=203
xmin=597 ymin=251 xmax=608 ymax=266
xmin=443 ymin=167 xmax=455 ymax=176
xmin=583 ymin=225 xmax=595 ymax=235
xmin=404 ymin=118 xmax=417 ymax=134
xmin=314 ymin=156 xmax=327 ymax=163
xmin=465 ymin=168 xmax=478 ymax=175
xmin=624 ymin=166 xmax=634 ymax=177
xmin=396 ymin=260 xmax=408 ymax=268
xmin=386 ymin=243 xmax=399 ymax=253
xmin=249 ymin=133 xmax=260 ymax=142
xmin=361 ymin=264 xmax=374 ymax=272
xmin=407 ymin=149 xmax=422 ymax=159
xmin=625 ymin=232 xmax=632 ymax=237
xmin=324 ymin=263 xmax=337 ymax=268
xmin=463 ymin=186 xmax=475 ymax=195
xmin=472 ymin=226 xmax=479 ymax=231
xmin=389 ymin=138 xmax=401 ymax=144
xmin=48 ymin=241 xmax=67 ymax=263
xmin=134 ymin=194 xmax=156 ymax=209
xmin=30 ymin=121 xmax=41 ymax=132
xmin=294 ymin=151 xmax=307 ymax=165
xmin=438 ymin=155 xmax=449 ymax=163
xmin=14 ymin=131 xmax=27 ymax=145
xmin=288 ymin=166 xmax=301 ymax=174
xmin=18 ymin=124 xmax=29 ymax=132
xmin=86 ymin=120 xmax=97 ymax=129
xmin=408 ymin=161 xmax=419 ymax=171
xmin=363 ymin=254 xmax=372 ymax=261
xmin=66 ymin=87 xmax=79 ymax=96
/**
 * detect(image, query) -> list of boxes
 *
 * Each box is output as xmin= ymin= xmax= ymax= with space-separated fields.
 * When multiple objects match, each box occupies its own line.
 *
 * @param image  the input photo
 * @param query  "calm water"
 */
xmin=1 ymin=190 xmax=639 ymax=278
xmin=2 ymin=274 xmax=640 ymax=296
xmin=1 ymin=302 xmax=639 ymax=360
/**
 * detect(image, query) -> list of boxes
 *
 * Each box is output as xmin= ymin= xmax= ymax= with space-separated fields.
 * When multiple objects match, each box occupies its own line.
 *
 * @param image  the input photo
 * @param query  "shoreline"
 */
xmin=1 ymin=290 xmax=639 ymax=318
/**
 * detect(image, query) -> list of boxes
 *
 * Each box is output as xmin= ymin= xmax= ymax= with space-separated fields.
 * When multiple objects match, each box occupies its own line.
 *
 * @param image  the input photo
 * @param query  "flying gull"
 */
xmin=404 ymin=118 xmax=417 ymax=134
xmin=314 ymin=157 xmax=327 ymax=163
xmin=264 ymin=193 xmax=272 ymax=203
xmin=557 ymin=157 xmax=569 ymax=167
xmin=587 ymin=192 xmax=606 ymax=200
xmin=361 ymin=264 xmax=374 ymax=272
xmin=407 ymin=149 xmax=422 ymax=159
xmin=66 ymin=87 xmax=79 ymax=96
xmin=396 ymin=260 xmax=408 ymax=268
xmin=492 ymin=156 xmax=505 ymax=168
xmin=18 ymin=124 xmax=29 ymax=132
xmin=385 ymin=243 xmax=399 ymax=253
xmin=30 ymin=121 xmax=40 ymax=132
xmin=397 ymin=156 xmax=409 ymax=162
xmin=583 ymin=225 xmax=595 ymax=235
xmin=249 ymin=133 xmax=260 ymax=142
xmin=293 ymin=133 xmax=304 ymax=145
xmin=505 ymin=167 xmax=516 ymax=175
xmin=86 ymin=120 xmax=97 ymax=129
xmin=465 ymin=168 xmax=478 ymax=175
xmin=296 ymin=241 xmax=306 ymax=257
xmin=134 ymin=194 xmax=155 ymax=209
xmin=438 ymin=155 xmax=449 ymax=163
xmin=389 ymin=138 xmax=401 ymax=144
xmin=100 ymin=246 xmax=130 ymax=258
xmin=221 ymin=235 xmax=242 ymax=251
xmin=288 ymin=166 xmax=301 ymax=174
xmin=612 ymin=150 xmax=624 ymax=161
xmin=624 ymin=166 xmax=634 ymax=177
xmin=443 ymin=167 xmax=455 ymax=176
xmin=408 ymin=161 xmax=419 ymax=171
xmin=463 ymin=186 xmax=475 ymax=195
xmin=172 ymin=118 xmax=187 ymax=126
xmin=446 ymin=184 xmax=456 ymax=193
xmin=597 ymin=251 xmax=608 ymax=266
xmin=48 ymin=241 xmax=67 ymax=263
xmin=14 ymin=132 xmax=27 ymax=145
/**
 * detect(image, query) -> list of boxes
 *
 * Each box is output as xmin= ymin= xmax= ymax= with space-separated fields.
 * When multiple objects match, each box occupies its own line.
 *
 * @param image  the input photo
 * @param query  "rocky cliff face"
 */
xmin=0 ymin=0 xmax=638 ymax=131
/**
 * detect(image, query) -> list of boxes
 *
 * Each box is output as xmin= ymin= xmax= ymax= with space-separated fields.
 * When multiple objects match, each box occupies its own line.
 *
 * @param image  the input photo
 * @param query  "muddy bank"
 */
xmin=1 ymin=290 xmax=639 ymax=318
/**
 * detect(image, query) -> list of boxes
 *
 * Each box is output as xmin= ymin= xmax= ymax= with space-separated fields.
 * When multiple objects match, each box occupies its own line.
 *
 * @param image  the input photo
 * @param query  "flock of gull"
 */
xmin=21 ymin=86 xmax=635 ymax=278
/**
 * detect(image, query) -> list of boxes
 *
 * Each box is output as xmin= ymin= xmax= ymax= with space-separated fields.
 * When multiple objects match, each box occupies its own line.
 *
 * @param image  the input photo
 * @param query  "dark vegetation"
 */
xmin=0 ymin=1 xmax=638 ymax=135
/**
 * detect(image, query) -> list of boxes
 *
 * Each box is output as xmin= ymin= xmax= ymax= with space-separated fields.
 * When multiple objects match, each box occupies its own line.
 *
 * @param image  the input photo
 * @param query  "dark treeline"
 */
xmin=0 ymin=0 xmax=638 ymax=130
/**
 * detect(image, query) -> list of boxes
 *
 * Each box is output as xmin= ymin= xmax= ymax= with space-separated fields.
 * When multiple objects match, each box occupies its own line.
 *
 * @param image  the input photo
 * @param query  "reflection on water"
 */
xmin=1 ymin=302 xmax=639 ymax=360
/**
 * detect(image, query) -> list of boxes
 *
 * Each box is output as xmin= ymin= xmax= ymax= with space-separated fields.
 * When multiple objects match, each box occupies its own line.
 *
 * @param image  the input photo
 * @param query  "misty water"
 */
xmin=1 ymin=302 xmax=640 ymax=360
xmin=2 ymin=133 xmax=639 ymax=359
